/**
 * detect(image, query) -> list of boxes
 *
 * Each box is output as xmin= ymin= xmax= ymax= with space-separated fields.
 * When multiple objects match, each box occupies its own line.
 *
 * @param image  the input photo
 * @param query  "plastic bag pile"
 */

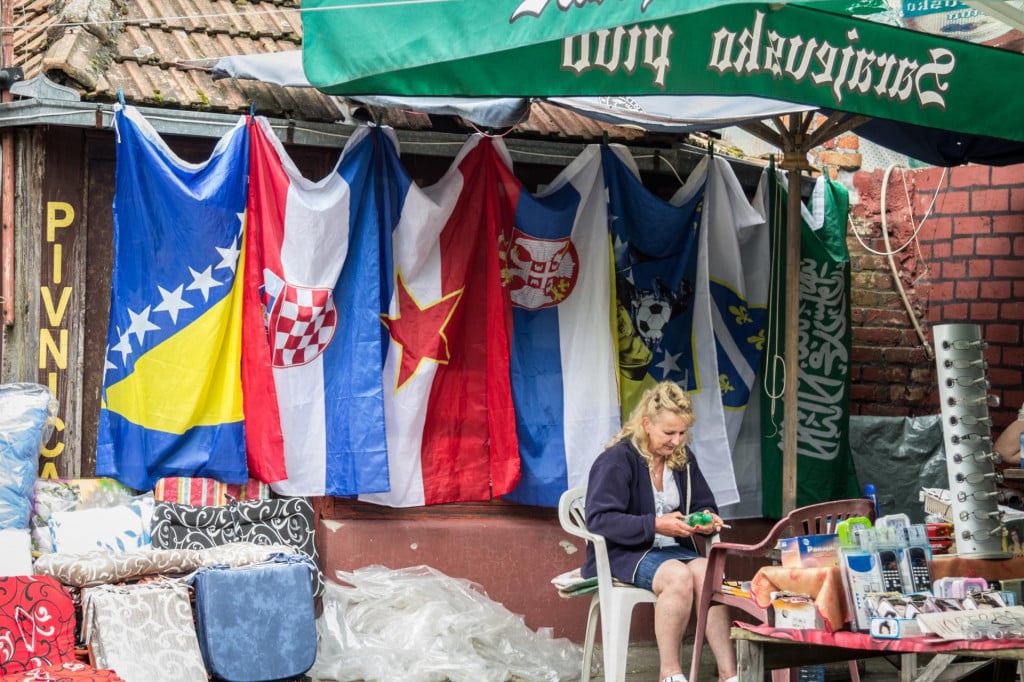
xmin=0 ymin=383 xmax=57 ymax=529
xmin=311 ymin=564 xmax=583 ymax=682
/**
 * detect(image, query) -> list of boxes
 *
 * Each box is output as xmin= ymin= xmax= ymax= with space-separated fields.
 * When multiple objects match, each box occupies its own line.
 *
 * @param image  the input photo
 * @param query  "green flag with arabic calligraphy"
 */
xmin=759 ymin=168 xmax=860 ymax=518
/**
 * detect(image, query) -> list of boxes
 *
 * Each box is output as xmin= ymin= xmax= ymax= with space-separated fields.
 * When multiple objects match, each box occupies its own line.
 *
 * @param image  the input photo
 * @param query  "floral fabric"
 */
xmin=33 ymin=543 xmax=295 ymax=588
xmin=0 ymin=576 xmax=76 ymax=675
xmin=82 ymin=581 xmax=206 ymax=682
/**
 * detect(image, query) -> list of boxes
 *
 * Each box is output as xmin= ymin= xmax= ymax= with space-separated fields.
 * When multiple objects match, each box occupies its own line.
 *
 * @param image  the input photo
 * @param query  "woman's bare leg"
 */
xmin=651 ymin=559 xmax=696 ymax=680
xmin=685 ymin=558 xmax=737 ymax=681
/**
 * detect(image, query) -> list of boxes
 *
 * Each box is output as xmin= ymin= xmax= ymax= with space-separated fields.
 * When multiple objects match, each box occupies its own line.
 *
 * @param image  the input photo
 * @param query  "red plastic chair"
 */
xmin=688 ymin=498 xmax=876 ymax=682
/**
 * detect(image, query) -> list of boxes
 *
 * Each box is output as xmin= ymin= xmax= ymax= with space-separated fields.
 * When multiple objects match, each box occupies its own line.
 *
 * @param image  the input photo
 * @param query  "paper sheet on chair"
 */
xmin=550 ymin=567 xmax=598 ymax=598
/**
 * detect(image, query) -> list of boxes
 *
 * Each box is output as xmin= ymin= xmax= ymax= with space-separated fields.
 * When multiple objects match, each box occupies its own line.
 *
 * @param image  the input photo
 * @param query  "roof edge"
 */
xmin=0 ymin=97 xmax=782 ymax=192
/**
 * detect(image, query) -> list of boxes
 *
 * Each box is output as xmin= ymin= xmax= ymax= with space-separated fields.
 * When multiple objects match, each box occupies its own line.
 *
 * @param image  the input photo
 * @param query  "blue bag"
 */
xmin=191 ymin=553 xmax=318 ymax=682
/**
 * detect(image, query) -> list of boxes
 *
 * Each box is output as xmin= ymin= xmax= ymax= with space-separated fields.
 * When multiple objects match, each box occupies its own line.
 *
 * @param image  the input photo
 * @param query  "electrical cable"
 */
xmin=878 ymin=163 xmax=941 ymax=359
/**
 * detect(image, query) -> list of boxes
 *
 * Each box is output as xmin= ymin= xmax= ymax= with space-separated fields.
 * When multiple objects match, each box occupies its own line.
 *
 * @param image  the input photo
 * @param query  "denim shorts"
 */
xmin=633 ymin=545 xmax=702 ymax=590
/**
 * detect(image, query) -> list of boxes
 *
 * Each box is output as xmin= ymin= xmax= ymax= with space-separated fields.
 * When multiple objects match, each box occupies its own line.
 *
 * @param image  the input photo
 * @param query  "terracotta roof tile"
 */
xmin=10 ymin=0 xmax=661 ymax=140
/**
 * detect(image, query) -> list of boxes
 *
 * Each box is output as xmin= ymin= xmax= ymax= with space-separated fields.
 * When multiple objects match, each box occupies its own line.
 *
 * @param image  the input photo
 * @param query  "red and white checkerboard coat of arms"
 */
xmin=504 ymin=229 xmax=579 ymax=310
xmin=267 ymin=284 xmax=337 ymax=367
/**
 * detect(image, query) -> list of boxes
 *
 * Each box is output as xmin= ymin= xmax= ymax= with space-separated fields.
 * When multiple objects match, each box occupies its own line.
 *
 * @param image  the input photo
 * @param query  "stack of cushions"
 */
xmin=150 ymin=497 xmax=324 ymax=595
xmin=0 ymin=383 xmax=57 ymax=576
xmin=27 ymin=476 xmax=321 ymax=594
xmin=32 ymin=478 xmax=153 ymax=556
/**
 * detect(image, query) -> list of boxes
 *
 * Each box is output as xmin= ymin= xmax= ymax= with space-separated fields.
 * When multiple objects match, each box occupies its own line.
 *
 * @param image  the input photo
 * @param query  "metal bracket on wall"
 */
xmin=0 ymin=67 xmax=23 ymax=91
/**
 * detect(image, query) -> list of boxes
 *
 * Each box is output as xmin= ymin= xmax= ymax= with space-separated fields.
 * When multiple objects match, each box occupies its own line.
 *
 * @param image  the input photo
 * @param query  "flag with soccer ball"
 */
xmin=603 ymin=145 xmax=703 ymax=416
xmin=603 ymin=146 xmax=742 ymax=506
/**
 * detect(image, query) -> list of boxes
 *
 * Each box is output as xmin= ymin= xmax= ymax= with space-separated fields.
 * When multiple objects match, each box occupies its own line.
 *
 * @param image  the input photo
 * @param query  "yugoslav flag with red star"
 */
xmin=361 ymin=136 xmax=520 ymax=507
xmin=242 ymin=117 xmax=400 ymax=496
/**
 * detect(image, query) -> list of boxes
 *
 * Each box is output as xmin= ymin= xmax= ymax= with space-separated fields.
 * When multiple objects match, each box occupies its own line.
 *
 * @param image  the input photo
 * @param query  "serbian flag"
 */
xmin=361 ymin=136 xmax=520 ymax=507
xmin=97 ymin=105 xmax=250 ymax=490
xmin=503 ymin=144 xmax=620 ymax=507
xmin=242 ymin=118 xmax=399 ymax=496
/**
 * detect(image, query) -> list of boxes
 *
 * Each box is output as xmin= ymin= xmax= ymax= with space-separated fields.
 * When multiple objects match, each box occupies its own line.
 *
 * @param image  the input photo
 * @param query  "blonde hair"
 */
xmin=609 ymin=381 xmax=695 ymax=470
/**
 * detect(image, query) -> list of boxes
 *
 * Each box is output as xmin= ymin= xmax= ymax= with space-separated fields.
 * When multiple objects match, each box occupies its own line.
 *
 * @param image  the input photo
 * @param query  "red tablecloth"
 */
xmin=750 ymin=566 xmax=849 ymax=633
xmin=735 ymin=622 xmax=1024 ymax=654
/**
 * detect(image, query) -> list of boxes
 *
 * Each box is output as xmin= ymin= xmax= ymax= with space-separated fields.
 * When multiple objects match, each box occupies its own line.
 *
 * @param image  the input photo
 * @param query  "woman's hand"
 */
xmin=690 ymin=510 xmax=725 ymax=535
xmin=705 ymin=511 xmax=726 ymax=534
xmin=654 ymin=511 xmax=697 ymax=538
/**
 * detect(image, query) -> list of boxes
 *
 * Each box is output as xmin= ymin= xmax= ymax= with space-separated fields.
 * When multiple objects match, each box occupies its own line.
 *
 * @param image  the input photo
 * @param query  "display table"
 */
xmin=750 ymin=555 xmax=1024 ymax=634
xmin=931 ymin=555 xmax=1024 ymax=582
xmin=733 ymin=623 xmax=1024 ymax=682
xmin=742 ymin=554 xmax=1024 ymax=681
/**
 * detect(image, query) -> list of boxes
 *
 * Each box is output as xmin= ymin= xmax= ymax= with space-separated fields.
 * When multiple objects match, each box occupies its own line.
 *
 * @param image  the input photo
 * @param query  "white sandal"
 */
xmin=661 ymin=675 xmax=688 ymax=682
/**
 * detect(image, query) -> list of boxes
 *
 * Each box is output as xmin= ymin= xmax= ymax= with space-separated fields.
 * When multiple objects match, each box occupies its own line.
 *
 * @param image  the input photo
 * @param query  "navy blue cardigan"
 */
xmin=581 ymin=439 xmax=719 ymax=584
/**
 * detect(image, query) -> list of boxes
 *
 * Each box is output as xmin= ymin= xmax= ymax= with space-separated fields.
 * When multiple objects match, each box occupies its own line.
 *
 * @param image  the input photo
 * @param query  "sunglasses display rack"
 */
xmin=933 ymin=323 xmax=1008 ymax=559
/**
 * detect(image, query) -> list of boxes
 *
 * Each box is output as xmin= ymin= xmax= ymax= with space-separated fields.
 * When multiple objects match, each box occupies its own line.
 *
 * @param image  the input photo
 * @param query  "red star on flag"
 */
xmin=381 ymin=270 xmax=463 ymax=391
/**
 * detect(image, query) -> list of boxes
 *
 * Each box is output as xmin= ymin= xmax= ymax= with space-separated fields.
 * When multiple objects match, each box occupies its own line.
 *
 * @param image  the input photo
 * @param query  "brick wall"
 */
xmin=849 ymin=161 xmax=1024 ymax=434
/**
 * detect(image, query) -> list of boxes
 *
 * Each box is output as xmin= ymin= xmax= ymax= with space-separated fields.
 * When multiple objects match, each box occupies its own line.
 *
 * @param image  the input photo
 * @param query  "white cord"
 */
xmin=761 ymin=170 xmax=786 ymax=438
xmin=850 ymin=164 xmax=946 ymax=257
xmin=877 ymin=162 xmax=937 ymax=359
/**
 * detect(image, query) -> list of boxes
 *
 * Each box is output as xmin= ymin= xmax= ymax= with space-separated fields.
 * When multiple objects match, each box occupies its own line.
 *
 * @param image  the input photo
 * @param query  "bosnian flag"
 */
xmin=503 ymin=145 xmax=620 ymax=507
xmin=361 ymin=136 xmax=520 ymax=507
xmin=704 ymin=156 xmax=769 ymax=518
xmin=242 ymin=118 xmax=399 ymax=496
xmin=97 ymin=106 xmax=250 ymax=491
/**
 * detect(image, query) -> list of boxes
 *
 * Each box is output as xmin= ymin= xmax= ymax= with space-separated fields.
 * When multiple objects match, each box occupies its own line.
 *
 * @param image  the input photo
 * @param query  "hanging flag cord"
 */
xmin=762 ymin=155 xmax=785 ymax=439
xmin=112 ymin=90 xmax=124 ymax=143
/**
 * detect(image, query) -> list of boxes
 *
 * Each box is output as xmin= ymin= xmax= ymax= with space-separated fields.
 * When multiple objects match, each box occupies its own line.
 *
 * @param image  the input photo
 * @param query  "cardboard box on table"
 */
xmin=771 ymin=592 xmax=824 ymax=630
xmin=779 ymin=535 xmax=841 ymax=569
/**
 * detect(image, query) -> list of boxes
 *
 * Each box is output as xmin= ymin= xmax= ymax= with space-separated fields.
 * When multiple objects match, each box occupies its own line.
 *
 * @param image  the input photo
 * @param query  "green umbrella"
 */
xmin=303 ymin=0 xmax=1024 ymax=143
xmin=301 ymin=0 xmax=1024 ymax=512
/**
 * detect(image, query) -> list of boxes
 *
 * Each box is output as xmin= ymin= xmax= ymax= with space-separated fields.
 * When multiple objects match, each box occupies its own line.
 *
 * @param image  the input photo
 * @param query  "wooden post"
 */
xmin=736 ymin=638 xmax=764 ymax=682
xmin=778 ymin=111 xmax=814 ymax=515
xmin=0 ymin=0 xmax=13 ymax=327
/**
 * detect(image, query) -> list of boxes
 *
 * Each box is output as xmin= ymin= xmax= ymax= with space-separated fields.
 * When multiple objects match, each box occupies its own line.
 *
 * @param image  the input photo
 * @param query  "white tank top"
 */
xmin=652 ymin=467 xmax=681 ymax=548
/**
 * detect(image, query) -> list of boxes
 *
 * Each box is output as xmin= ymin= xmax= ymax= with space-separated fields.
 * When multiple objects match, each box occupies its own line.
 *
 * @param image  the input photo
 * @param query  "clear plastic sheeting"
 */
xmin=849 ymin=414 xmax=948 ymax=523
xmin=311 ymin=565 xmax=583 ymax=682
xmin=0 ymin=383 xmax=57 ymax=529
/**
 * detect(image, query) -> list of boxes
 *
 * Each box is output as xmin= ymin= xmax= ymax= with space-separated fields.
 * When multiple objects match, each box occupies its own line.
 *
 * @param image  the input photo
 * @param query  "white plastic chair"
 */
xmin=558 ymin=486 xmax=658 ymax=682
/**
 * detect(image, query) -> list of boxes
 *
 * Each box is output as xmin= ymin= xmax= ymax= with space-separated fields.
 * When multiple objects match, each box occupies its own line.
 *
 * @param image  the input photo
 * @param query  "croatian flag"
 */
xmin=243 ymin=118 xmax=398 ymax=496
xmin=503 ymin=145 xmax=620 ymax=507
xmin=361 ymin=135 xmax=520 ymax=507
xmin=97 ymin=105 xmax=250 ymax=490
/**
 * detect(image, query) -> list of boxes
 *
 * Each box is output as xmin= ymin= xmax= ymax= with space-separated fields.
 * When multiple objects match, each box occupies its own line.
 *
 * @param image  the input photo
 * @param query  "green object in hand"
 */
xmin=686 ymin=512 xmax=713 ymax=526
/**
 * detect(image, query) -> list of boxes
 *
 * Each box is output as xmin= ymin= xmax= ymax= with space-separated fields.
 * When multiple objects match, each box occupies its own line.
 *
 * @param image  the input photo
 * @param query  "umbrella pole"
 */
xmin=779 ymin=112 xmax=815 ymax=515
xmin=745 ymin=112 xmax=856 ymax=514
xmin=781 ymin=159 xmax=803 ymax=515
